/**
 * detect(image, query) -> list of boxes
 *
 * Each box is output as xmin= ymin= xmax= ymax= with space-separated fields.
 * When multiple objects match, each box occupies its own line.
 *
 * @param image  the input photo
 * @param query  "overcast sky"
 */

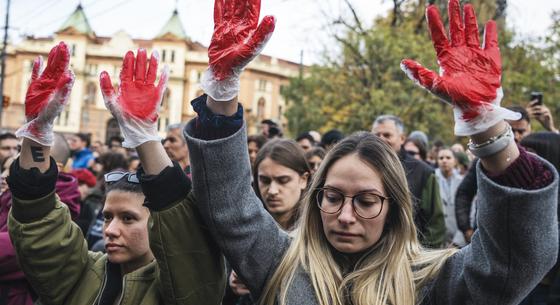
xmin=2 ymin=0 xmax=559 ymax=65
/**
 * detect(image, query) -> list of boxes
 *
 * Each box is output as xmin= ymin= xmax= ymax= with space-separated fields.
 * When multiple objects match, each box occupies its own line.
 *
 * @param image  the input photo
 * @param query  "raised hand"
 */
xmin=16 ymin=42 xmax=75 ymax=146
xmin=99 ymin=49 xmax=169 ymax=148
xmin=401 ymin=0 xmax=520 ymax=136
xmin=201 ymin=0 xmax=276 ymax=101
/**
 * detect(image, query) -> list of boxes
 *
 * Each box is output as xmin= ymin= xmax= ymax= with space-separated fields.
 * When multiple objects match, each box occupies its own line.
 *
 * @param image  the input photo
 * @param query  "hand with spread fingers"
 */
xmin=401 ymin=0 xmax=520 ymax=136
xmin=16 ymin=42 xmax=75 ymax=146
xmin=201 ymin=0 xmax=276 ymax=101
xmin=99 ymin=49 xmax=169 ymax=148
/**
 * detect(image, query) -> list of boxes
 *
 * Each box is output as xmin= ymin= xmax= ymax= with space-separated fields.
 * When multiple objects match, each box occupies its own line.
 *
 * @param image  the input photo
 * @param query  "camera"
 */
xmin=530 ymin=92 xmax=543 ymax=106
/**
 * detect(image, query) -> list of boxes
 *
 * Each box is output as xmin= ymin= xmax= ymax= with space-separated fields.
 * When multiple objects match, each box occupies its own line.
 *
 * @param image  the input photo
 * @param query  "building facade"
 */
xmin=1 ymin=5 xmax=300 ymax=142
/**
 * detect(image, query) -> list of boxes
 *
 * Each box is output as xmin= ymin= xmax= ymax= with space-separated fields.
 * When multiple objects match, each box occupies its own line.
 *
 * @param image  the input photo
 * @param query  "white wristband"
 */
xmin=467 ymin=124 xmax=514 ymax=158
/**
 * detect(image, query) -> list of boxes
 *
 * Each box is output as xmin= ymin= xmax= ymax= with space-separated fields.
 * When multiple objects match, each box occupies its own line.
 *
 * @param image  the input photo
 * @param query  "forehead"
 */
xmin=438 ymin=149 xmax=454 ymax=157
xmin=166 ymin=128 xmax=183 ymax=138
xmin=403 ymin=142 xmax=419 ymax=151
xmin=325 ymin=154 xmax=384 ymax=194
xmin=508 ymin=119 xmax=529 ymax=129
xmin=298 ymin=138 xmax=311 ymax=145
xmin=258 ymin=157 xmax=299 ymax=177
xmin=0 ymin=138 xmax=17 ymax=146
xmin=103 ymin=191 xmax=147 ymax=214
xmin=373 ymin=121 xmax=400 ymax=135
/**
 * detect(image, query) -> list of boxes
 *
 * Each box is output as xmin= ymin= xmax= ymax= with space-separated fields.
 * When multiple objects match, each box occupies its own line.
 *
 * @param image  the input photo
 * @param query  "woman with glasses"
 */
xmin=7 ymin=42 xmax=224 ymax=305
xmin=177 ymin=0 xmax=558 ymax=304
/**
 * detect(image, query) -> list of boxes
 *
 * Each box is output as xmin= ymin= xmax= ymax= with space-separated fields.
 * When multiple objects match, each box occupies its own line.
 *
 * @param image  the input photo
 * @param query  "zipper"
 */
xmin=91 ymin=268 xmax=108 ymax=305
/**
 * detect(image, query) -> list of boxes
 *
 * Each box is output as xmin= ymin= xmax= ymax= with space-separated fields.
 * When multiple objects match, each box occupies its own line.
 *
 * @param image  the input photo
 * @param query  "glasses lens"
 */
xmin=104 ymin=171 xmax=127 ymax=182
xmin=128 ymin=173 xmax=140 ymax=184
xmin=354 ymin=193 xmax=384 ymax=218
xmin=317 ymin=188 xmax=343 ymax=213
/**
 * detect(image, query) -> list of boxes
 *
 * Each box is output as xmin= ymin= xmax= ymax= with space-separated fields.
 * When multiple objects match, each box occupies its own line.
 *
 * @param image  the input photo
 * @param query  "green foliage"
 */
xmin=283 ymin=2 xmax=560 ymax=142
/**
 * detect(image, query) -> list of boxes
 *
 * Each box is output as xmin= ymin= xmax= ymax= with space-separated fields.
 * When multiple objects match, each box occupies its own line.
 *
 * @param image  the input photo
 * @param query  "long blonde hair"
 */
xmin=259 ymin=132 xmax=457 ymax=305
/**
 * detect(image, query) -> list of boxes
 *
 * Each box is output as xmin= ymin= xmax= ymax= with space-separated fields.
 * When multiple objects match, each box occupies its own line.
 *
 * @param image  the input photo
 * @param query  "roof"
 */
xmin=156 ymin=9 xmax=187 ymax=40
xmin=57 ymin=4 xmax=94 ymax=36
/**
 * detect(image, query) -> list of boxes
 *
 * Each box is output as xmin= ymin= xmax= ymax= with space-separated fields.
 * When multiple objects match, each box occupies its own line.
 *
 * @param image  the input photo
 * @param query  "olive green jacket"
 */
xmin=8 ymin=191 xmax=225 ymax=305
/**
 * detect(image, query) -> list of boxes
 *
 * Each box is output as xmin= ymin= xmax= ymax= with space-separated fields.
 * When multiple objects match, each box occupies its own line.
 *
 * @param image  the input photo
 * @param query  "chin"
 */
xmin=329 ymin=240 xmax=363 ymax=254
xmin=107 ymin=252 xmax=128 ymax=264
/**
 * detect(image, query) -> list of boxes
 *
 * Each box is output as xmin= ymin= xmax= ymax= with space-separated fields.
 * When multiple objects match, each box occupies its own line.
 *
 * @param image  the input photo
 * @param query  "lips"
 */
xmin=333 ymin=231 xmax=360 ymax=237
xmin=105 ymin=243 xmax=123 ymax=252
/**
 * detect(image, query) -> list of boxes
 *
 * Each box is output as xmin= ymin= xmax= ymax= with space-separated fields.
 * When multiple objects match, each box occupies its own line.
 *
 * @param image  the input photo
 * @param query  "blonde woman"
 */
xmin=182 ymin=0 xmax=557 ymax=305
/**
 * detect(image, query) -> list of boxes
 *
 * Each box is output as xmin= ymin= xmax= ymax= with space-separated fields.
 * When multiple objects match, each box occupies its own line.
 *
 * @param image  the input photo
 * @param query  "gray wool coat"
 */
xmin=184 ymin=124 xmax=559 ymax=305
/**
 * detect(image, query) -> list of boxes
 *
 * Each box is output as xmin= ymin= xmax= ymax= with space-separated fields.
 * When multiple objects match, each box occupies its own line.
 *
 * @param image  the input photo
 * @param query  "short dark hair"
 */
xmin=261 ymin=119 xmax=277 ymax=127
xmin=507 ymin=106 xmax=530 ymax=123
xmin=247 ymin=134 xmax=267 ymax=149
xmin=305 ymin=146 xmax=326 ymax=160
xmin=403 ymin=137 xmax=427 ymax=161
xmin=320 ymin=129 xmax=344 ymax=148
xmin=105 ymin=175 xmax=143 ymax=195
xmin=0 ymin=133 xmax=17 ymax=143
xmin=76 ymin=133 xmax=91 ymax=147
xmin=296 ymin=132 xmax=316 ymax=145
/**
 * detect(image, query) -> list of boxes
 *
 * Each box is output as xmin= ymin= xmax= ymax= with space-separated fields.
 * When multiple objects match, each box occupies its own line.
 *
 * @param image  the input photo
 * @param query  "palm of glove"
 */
xmin=401 ymin=0 xmax=519 ymax=136
xmin=16 ymin=42 xmax=74 ymax=146
xmin=100 ymin=49 xmax=169 ymax=148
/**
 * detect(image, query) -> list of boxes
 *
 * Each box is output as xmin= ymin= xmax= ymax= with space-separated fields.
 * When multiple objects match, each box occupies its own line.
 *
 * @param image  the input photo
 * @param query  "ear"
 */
xmin=299 ymin=172 xmax=310 ymax=190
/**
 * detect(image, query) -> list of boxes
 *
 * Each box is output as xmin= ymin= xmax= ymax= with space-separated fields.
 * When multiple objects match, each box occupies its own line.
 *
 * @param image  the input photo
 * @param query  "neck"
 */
xmin=441 ymin=168 xmax=453 ymax=178
xmin=272 ymin=210 xmax=294 ymax=231
xmin=120 ymin=252 xmax=154 ymax=275
xmin=178 ymin=158 xmax=190 ymax=170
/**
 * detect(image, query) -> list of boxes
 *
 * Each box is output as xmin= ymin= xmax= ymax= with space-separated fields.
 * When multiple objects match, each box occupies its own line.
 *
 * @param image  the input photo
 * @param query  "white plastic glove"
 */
xmin=16 ymin=42 xmax=75 ymax=146
xmin=400 ymin=0 xmax=520 ymax=136
xmin=99 ymin=49 xmax=169 ymax=148
xmin=201 ymin=0 xmax=276 ymax=101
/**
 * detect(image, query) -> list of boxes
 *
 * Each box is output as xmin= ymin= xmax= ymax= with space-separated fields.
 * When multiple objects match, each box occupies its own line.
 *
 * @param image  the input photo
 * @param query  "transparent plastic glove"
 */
xmin=16 ymin=42 xmax=75 ymax=146
xmin=400 ymin=0 xmax=520 ymax=136
xmin=99 ymin=49 xmax=169 ymax=148
xmin=201 ymin=0 xmax=276 ymax=101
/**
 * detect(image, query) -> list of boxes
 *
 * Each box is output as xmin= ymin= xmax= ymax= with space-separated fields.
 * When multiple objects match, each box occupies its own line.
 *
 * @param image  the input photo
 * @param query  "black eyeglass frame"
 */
xmin=315 ymin=187 xmax=389 ymax=219
xmin=104 ymin=171 xmax=140 ymax=184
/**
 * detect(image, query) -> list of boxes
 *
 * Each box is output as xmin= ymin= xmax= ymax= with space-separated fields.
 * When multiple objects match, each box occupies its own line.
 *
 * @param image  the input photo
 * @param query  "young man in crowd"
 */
xmin=0 ymin=133 xmax=19 ymax=167
xmin=163 ymin=123 xmax=191 ymax=176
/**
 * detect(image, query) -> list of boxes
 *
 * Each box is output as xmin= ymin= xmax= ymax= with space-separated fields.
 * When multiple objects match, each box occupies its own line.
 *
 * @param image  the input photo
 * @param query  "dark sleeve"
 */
xmin=137 ymin=161 xmax=191 ymax=212
xmin=485 ymin=146 xmax=554 ymax=190
xmin=7 ymin=157 xmax=58 ymax=222
xmin=455 ymin=162 xmax=478 ymax=232
xmin=189 ymin=94 xmax=244 ymax=140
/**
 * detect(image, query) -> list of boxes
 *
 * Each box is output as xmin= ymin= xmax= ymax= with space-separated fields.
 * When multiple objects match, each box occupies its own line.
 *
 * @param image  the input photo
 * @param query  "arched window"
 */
xmin=161 ymin=88 xmax=171 ymax=109
xmin=257 ymin=97 xmax=266 ymax=120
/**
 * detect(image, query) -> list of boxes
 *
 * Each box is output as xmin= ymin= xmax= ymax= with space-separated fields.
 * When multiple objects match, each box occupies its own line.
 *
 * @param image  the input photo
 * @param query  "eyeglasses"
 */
xmin=104 ymin=171 xmax=139 ymax=184
xmin=315 ymin=187 xmax=388 ymax=219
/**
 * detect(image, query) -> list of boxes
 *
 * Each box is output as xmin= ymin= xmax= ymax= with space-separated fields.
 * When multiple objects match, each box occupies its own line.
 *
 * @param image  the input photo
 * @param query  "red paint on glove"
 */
xmin=100 ymin=50 xmax=167 ymax=123
xmin=401 ymin=0 xmax=501 ymax=122
xmin=209 ymin=0 xmax=276 ymax=80
xmin=25 ymin=42 xmax=71 ymax=120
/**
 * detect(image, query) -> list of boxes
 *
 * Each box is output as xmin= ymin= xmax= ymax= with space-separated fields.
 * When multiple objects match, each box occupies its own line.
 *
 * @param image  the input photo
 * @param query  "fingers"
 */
xmin=426 ymin=5 xmax=450 ymax=56
xmin=157 ymin=65 xmax=170 ymax=95
xmin=483 ymin=20 xmax=499 ymax=50
xmin=31 ymin=56 xmax=43 ymax=80
xmin=41 ymin=44 xmax=58 ymax=77
xmin=463 ymin=4 xmax=480 ymax=48
xmin=214 ymin=0 xmax=224 ymax=27
xmin=120 ymin=51 xmax=135 ymax=82
xmin=223 ymin=0 xmax=234 ymax=21
xmin=146 ymin=50 xmax=159 ymax=84
xmin=247 ymin=0 xmax=261 ymax=29
xmin=400 ymin=59 xmax=439 ymax=90
xmin=135 ymin=48 xmax=148 ymax=83
xmin=242 ymin=15 xmax=276 ymax=59
xmin=53 ymin=70 xmax=75 ymax=105
xmin=43 ymin=42 xmax=70 ymax=78
xmin=233 ymin=0 xmax=247 ymax=21
xmin=99 ymin=71 xmax=116 ymax=100
xmin=448 ymin=0 xmax=465 ymax=47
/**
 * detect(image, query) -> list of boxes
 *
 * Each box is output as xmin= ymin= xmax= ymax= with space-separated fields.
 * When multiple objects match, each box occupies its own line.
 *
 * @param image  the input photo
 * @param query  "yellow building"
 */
xmin=1 ymin=5 xmax=300 ymax=141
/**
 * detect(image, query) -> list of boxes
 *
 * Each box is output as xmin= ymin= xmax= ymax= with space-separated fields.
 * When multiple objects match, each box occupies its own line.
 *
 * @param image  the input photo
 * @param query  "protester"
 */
xmin=163 ymin=123 xmax=191 ymax=176
xmin=526 ymin=100 xmax=559 ymax=134
xmin=372 ymin=115 xmax=446 ymax=248
xmin=247 ymin=134 xmax=267 ymax=168
xmin=128 ymin=155 xmax=140 ymax=172
xmin=0 ymin=133 xmax=19 ymax=167
xmin=8 ymin=41 xmax=224 ymax=305
xmin=180 ymin=1 xmax=558 ymax=305
xmin=305 ymin=146 xmax=326 ymax=176
xmin=403 ymin=137 xmax=427 ymax=162
xmin=435 ymin=148 xmax=465 ymax=247
xmin=296 ymin=132 xmax=316 ymax=153
xmin=507 ymin=106 xmax=532 ymax=143
xmin=67 ymin=132 xmax=94 ymax=169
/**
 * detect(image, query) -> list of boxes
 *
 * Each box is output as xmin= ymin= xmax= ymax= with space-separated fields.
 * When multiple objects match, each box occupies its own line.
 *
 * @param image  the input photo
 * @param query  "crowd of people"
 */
xmin=0 ymin=0 xmax=559 ymax=304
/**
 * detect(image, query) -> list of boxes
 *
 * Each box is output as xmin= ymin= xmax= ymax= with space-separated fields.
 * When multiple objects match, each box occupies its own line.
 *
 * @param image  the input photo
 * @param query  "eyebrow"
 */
xmin=324 ymin=184 xmax=384 ymax=195
xmin=258 ymin=175 xmax=292 ymax=180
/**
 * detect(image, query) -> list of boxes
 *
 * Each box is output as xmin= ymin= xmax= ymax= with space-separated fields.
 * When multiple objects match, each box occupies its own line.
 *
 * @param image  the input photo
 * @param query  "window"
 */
xmin=162 ymin=50 xmax=167 ymax=62
xmin=257 ymin=98 xmax=266 ymax=120
xmin=278 ymin=105 xmax=283 ymax=119
xmin=258 ymin=79 xmax=267 ymax=92
xmin=171 ymin=50 xmax=175 ymax=63
xmin=84 ymin=82 xmax=97 ymax=105
xmin=197 ymin=71 xmax=202 ymax=82
xmin=71 ymin=44 xmax=76 ymax=57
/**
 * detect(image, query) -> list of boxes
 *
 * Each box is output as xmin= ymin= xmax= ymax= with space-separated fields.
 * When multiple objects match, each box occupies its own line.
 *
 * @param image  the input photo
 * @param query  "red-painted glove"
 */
xmin=16 ymin=42 xmax=75 ymax=146
xmin=401 ymin=0 xmax=520 ymax=136
xmin=99 ymin=49 xmax=169 ymax=148
xmin=201 ymin=0 xmax=276 ymax=101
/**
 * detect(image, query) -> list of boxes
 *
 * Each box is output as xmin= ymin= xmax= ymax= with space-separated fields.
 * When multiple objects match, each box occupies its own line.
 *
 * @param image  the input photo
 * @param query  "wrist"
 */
xmin=19 ymin=138 xmax=51 ymax=173
xmin=206 ymin=95 xmax=238 ymax=116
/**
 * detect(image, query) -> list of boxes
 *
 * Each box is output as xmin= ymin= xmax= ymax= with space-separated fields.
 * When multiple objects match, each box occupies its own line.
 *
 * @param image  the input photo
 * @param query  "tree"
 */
xmin=283 ymin=0 xmax=560 ymax=142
